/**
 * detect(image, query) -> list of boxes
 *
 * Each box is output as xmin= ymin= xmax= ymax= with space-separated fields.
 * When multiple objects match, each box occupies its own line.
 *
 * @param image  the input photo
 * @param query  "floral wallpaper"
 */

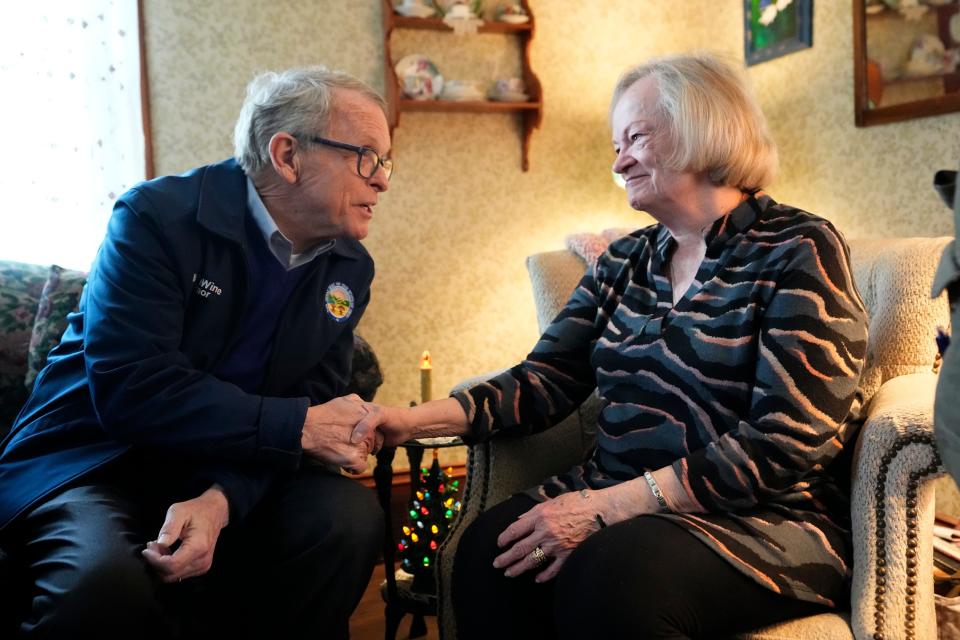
xmin=143 ymin=0 xmax=959 ymax=470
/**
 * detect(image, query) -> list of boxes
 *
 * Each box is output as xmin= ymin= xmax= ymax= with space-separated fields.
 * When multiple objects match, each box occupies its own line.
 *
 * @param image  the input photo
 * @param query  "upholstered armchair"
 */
xmin=436 ymin=236 xmax=952 ymax=640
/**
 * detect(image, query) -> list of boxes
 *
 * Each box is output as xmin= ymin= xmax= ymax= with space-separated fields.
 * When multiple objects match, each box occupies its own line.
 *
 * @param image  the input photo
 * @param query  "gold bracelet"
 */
xmin=643 ymin=471 xmax=670 ymax=513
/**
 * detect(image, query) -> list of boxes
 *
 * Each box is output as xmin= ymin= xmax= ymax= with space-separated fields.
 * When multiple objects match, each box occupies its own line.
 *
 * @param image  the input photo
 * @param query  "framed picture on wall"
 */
xmin=744 ymin=0 xmax=814 ymax=66
xmin=853 ymin=0 xmax=960 ymax=126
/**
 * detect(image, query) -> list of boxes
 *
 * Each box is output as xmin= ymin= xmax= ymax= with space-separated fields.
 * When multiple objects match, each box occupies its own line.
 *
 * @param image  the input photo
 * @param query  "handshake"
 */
xmin=299 ymin=394 xmax=412 ymax=474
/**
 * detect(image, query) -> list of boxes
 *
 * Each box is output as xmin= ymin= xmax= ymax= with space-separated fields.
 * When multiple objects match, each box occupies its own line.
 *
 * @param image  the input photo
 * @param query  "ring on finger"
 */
xmin=530 ymin=545 xmax=547 ymax=568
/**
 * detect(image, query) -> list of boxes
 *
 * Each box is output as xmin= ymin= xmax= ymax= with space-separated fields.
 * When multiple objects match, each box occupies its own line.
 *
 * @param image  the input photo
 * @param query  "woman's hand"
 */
xmin=351 ymin=403 xmax=416 ymax=449
xmin=351 ymin=397 xmax=470 ymax=449
xmin=493 ymin=490 xmax=607 ymax=583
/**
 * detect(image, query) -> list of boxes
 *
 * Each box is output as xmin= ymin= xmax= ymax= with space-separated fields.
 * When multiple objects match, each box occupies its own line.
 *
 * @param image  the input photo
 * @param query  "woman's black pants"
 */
xmin=453 ymin=494 xmax=832 ymax=640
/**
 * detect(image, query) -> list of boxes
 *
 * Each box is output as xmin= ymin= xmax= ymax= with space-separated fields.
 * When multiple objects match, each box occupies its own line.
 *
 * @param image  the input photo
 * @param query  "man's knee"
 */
xmin=270 ymin=472 xmax=384 ymax=562
xmin=327 ymin=481 xmax=383 ymax=558
xmin=28 ymin=551 xmax=172 ymax=637
xmin=12 ymin=484 xmax=175 ymax=636
xmin=328 ymin=477 xmax=382 ymax=546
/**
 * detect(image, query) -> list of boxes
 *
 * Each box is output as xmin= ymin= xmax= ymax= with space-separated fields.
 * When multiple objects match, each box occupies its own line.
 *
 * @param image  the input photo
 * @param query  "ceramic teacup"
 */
xmin=447 ymin=3 xmax=473 ymax=19
xmin=494 ymin=77 xmax=525 ymax=95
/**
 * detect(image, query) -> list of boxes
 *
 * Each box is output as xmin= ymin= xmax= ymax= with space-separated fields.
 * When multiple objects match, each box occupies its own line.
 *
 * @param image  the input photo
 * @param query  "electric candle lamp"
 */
xmin=420 ymin=351 xmax=432 ymax=403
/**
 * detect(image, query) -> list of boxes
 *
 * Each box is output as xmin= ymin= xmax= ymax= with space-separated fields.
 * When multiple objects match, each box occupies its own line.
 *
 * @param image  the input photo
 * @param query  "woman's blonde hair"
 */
xmin=610 ymin=52 xmax=777 ymax=191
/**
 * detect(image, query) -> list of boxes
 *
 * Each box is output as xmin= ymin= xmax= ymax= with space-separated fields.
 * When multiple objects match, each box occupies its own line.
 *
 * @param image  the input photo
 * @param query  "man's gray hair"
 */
xmin=233 ymin=66 xmax=386 ymax=176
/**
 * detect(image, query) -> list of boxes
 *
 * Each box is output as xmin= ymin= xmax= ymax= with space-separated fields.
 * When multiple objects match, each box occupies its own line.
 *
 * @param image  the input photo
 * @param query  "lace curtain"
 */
xmin=0 ymin=2 xmax=146 ymax=271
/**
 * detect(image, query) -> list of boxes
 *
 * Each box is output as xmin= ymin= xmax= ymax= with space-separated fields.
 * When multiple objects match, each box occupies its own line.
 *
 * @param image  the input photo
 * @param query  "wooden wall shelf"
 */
xmin=391 ymin=15 xmax=533 ymax=33
xmin=382 ymin=0 xmax=543 ymax=171
xmin=884 ymin=70 xmax=960 ymax=87
xmin=399 ymin=99 xmax=541 ymax=112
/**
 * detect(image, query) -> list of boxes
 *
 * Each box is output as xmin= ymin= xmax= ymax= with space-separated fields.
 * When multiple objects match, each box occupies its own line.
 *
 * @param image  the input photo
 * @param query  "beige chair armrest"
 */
xmin=526 ymin=251 xmax=587 ymax=333
xmin=850 ymin=372 xmax=942 ymax=640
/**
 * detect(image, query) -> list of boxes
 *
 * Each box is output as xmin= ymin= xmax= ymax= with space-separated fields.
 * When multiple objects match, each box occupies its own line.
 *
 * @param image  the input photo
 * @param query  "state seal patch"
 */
xmin=325 ymin=282 xmax=355 ymax=323
xmin=323 ymin=282 xmax=353 ymax=322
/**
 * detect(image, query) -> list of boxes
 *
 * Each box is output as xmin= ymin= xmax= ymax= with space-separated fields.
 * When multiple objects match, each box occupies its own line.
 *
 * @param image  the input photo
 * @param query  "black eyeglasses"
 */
xmin=307 ymin=136 xmax=394 ymax=181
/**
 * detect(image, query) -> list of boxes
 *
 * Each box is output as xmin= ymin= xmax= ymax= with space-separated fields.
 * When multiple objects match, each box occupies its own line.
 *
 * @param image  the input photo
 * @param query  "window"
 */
xmin=0 ymin=2 xmax=148 ymax=271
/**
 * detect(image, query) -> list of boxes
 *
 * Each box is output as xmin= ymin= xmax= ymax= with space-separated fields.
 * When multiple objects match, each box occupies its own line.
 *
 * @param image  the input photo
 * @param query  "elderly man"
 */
xmin=0 ymin=67 xmax=391 ymax=638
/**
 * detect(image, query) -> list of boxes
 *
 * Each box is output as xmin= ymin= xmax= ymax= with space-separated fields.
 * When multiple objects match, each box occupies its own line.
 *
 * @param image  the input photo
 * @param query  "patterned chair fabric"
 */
xmin=436 ymin=236 xmax=952 ymax=640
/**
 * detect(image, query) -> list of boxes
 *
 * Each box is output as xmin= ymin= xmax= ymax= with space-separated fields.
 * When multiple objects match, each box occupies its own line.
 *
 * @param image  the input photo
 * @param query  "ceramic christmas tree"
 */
xmin=398 ymin=451 xmax=462 ymax=592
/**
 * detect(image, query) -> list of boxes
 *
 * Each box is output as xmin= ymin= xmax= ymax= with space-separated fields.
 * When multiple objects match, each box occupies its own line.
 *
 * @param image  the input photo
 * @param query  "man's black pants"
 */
xmin=2 ymin=465 xmax=383 ymax=639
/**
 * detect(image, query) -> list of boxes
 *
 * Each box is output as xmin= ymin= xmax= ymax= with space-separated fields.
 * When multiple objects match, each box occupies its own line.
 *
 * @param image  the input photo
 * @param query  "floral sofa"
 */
xmin=0 ymin=260 xmax=89 ymax=632
xmin=0 ymin=258 xmax=383 ymax=633
xmin=0 ymin=261 xmax=85 ymax=436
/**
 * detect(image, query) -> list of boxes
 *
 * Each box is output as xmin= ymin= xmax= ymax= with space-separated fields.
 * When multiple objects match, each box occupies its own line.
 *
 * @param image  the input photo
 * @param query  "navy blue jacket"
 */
xmin=0 ymin=159 xmax=374 ymax=528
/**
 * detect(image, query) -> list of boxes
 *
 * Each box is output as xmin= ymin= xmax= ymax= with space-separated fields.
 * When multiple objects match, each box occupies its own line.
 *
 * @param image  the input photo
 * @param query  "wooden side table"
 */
xmin=373 ymin=437 xmax=463 ymax=640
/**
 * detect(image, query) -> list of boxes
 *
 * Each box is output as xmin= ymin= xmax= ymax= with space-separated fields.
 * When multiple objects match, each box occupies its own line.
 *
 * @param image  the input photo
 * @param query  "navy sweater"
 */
xmin=214 ymin=221 xmax=312 ymax=393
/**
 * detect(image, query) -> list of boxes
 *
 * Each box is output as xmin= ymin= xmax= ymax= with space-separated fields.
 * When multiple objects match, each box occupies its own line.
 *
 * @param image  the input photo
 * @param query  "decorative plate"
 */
xmin=395 ymin=54 xmax=444 ymax=100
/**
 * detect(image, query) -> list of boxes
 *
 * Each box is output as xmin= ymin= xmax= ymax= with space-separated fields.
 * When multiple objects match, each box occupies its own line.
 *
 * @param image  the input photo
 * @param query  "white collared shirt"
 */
xmin=246 ymin=177 xmax=334 ymax=270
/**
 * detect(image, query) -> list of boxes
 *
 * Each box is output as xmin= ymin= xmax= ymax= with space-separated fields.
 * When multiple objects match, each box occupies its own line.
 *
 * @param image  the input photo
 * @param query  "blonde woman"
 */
xmin=356 ymin=52 xmax=867 ymax=638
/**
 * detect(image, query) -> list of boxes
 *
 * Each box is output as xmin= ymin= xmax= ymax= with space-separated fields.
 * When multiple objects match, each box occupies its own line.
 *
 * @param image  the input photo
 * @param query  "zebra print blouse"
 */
xmin=453 ymin=194 xmax=868 ymax=606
